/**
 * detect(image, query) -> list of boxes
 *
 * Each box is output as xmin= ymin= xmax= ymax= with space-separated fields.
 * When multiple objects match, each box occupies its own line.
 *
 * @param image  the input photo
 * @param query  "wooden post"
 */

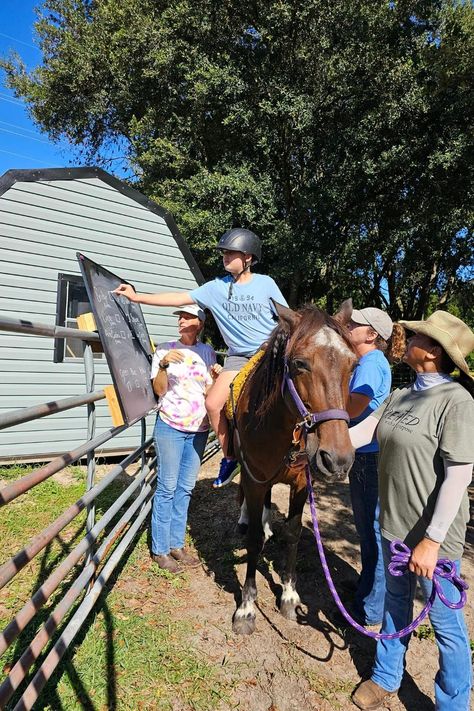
xmin=76 ymin=312 xmax=97 ymax=332
xmin=77 ymin=312 xmax=124 ymax=425
xmin=76 ymin=313 xmax=103 ymax=353
xmin=103 ymin=385 xmax=125 ymax=427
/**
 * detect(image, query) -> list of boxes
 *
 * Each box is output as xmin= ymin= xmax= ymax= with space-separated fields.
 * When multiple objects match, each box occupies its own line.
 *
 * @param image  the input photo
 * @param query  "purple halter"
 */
xmin=282 ymin=357 xmax=350 ymax=428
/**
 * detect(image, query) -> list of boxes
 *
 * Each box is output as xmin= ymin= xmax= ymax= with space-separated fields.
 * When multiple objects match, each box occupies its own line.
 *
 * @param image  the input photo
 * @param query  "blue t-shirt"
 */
xmin=350 ymin=349 xmax=391 ymax=454
xmin=189 ymin=274 xmax=288 ymax=356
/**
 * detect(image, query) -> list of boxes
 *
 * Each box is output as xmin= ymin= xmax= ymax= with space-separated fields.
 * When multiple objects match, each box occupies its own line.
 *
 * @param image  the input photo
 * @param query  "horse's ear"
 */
xmin=333 ymin=298 xmax=353 ymax=326
xmin=271 ymin=299 xmax=301 ymax=332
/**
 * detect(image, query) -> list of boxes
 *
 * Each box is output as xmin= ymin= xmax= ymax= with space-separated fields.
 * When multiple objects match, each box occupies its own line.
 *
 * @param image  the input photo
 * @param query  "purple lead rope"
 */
xmin=280 ymin=360 xmax=467 ymax=638
xmin=304 ymin=464 xmax=468 ymax=640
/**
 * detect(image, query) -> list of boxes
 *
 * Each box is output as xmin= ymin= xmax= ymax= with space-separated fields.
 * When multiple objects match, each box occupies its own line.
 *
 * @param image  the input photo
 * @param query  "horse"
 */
xmin=232 ymin=299 xmax=356 ymax=635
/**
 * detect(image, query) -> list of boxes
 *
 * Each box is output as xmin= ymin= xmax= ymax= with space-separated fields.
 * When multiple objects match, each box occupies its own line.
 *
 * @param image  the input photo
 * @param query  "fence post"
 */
xmin=83 ymin=341 xmax=96 ymax=567
xmin=0 ymin=314 xmax=165 ymax=708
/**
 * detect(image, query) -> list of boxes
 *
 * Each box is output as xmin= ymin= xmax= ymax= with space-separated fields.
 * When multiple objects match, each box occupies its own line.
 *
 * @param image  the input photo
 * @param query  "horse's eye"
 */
xmin=291 ymin=358 xmax=310 ymax=372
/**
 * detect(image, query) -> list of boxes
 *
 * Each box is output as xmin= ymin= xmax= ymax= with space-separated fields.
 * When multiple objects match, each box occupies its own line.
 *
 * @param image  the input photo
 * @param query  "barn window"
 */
xmin=54 ymin=273 xmax=103 ymax=363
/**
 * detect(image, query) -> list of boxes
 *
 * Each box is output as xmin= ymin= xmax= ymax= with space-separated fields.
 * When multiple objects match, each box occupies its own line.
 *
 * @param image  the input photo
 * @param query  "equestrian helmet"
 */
xmin=215 ymin=228 xmax=262 ymax=264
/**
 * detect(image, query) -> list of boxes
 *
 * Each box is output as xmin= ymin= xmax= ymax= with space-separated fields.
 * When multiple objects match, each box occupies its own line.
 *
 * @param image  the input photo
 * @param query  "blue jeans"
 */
xmin=372 ymin=538 xmax=472 ymax=710
xmin=349 ymin=452 xmax=385 ymax=624
xmin=151 ymin=416 xmax=208 ymax=556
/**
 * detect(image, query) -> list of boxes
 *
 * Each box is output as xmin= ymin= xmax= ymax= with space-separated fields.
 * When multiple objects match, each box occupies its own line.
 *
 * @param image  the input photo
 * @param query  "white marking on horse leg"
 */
xmin=234 ymin=600 xmax=256 ymax=620
xmin=238 ymin=498 xmax=249 ymax=527
xmin=262 ymin=504 xmax=273 ymax=541
xmin=281 ymin=582 xmax=300 ymax=607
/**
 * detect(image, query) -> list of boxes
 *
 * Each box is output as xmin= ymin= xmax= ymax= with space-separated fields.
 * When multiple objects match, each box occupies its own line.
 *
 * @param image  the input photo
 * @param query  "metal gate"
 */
xmin=0 ymin=315 xmax=218 ymax=710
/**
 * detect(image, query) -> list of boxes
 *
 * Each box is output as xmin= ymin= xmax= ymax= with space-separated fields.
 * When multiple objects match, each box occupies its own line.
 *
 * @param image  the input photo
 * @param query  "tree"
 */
xmin=2 ymin=0 xmax=473 ymax=319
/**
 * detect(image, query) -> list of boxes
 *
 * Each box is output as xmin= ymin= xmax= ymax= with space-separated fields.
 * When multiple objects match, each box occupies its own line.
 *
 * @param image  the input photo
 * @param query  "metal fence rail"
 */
xmin=0 ymin=314 xmax=218 ymax=710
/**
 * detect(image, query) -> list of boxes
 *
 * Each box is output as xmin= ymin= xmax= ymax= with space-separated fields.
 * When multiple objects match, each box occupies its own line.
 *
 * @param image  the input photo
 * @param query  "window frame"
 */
xmin=54 ymin=272 xmax=102 ymax=363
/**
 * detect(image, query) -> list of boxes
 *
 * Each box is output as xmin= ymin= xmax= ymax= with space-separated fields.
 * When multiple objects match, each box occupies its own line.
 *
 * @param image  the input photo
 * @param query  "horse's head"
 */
xmin=273 ymin=299 xmax=356 ymax=481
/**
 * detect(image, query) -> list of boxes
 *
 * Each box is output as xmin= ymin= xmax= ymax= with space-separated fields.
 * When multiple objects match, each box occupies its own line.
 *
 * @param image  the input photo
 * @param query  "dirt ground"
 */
xmin=178 ymin=456 xmax=474 ymax=711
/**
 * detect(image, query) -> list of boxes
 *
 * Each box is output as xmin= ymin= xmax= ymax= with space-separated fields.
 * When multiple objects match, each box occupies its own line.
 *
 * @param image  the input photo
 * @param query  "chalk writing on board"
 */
xmin=77 ymin=252 xmax=157 ymax=425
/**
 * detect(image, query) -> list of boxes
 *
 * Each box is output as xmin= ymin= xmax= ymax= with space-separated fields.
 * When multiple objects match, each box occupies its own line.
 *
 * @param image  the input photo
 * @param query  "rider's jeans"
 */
xmin=371 ymin=538 xmax=472 ymax=710
xmin=349 ymin=452 xmax=385 ymax=624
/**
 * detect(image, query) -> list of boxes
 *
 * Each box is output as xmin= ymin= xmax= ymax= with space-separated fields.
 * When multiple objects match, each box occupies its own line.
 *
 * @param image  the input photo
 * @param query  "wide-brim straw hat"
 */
xmin=399 ymin=311 xmax=474 ymax=375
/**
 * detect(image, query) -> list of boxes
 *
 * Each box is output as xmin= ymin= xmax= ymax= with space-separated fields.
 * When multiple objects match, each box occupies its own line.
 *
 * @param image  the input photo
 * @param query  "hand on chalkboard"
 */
xmin=160 ymin=350 xmax=185 ymax=368
xmin=210 ymin=363 xmax=223 ymax=381
xmin=113 ymin=283 xmax=138 ymax=302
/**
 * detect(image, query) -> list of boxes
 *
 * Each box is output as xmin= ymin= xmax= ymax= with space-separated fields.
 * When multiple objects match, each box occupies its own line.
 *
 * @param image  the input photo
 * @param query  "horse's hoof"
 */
xmin=233 ymin=614 xmax=256 ymax=635
xmin=237 ymin=522 xmax=248 ymax=536
xmin=280 ymin=601 xmax=298 ymax=621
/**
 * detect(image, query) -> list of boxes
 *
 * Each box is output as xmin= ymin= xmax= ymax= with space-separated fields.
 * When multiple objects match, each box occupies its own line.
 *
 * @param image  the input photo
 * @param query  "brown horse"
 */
xmin=232 ymin=300 xmax=356 ymax=635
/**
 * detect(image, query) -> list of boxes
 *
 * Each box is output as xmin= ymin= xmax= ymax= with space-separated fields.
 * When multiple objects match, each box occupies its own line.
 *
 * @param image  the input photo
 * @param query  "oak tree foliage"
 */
xmin=2 ymin=0 xmax=473 ymax=320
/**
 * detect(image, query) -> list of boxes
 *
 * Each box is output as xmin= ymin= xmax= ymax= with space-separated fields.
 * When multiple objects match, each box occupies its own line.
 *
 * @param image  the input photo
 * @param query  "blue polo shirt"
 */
xmin=350 ymin=349 xmax=391 ymax=453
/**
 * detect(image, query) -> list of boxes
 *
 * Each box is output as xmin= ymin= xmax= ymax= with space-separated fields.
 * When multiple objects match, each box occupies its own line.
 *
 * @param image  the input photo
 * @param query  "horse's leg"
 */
xmin=237 ymin=485 xmax=248 ymax=536
xmin=233 ymin=489 xmax=266 ymax=635
xmin=238 ymin=489 xmax=273 ymax=541
xmin=280 ymin=484 xmax=307 ymax=621
xmin=262 ymin=488 xmax=273 ymax=541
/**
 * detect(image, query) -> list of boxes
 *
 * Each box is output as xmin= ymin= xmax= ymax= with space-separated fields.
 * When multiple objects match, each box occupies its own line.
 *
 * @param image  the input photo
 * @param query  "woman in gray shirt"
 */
xmin=350 ymin=311 xmax=474 ymax=711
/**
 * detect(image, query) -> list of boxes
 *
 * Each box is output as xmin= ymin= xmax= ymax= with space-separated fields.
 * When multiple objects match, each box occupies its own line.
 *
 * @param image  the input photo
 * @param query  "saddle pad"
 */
xmin=225 ymin=348 xmax=265 ymax=420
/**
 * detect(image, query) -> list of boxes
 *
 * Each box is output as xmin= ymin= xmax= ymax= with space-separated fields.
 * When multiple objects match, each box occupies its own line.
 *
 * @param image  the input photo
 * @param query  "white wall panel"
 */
xmin=0 ymin=170 xmax=202 ymax=461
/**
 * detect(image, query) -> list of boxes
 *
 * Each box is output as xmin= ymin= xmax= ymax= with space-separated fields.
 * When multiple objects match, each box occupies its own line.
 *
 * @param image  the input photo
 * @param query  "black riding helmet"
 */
xmin=215 ymin=228 xmax=262 ymax=264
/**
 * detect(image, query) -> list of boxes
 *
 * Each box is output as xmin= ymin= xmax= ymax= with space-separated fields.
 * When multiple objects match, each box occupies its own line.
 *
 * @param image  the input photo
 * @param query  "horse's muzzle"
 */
xmin=312 ymin=446 xmax=354 ymax=481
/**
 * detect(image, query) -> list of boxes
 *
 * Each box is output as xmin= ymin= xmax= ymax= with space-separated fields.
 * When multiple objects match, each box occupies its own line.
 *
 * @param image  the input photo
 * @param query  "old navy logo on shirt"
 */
xmin=383 ymin=405 xmax=420 ymax=430
xmin=221 ymin=295 xmax=264 ymax=321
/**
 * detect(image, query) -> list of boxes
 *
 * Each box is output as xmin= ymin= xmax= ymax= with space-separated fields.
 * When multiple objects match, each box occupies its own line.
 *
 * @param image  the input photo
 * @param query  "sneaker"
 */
xmin=213 ymin=458 xmax=240 ymax=488
xmin=351 ymin=680 xmax=396 ymax=710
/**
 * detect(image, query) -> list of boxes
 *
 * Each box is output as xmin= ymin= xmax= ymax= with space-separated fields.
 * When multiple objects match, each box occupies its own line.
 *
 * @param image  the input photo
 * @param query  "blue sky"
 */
xmin=0 ymin=1 xmax=133 ymax=180
xmin=0 ymin=0 xmax=77 ymax=176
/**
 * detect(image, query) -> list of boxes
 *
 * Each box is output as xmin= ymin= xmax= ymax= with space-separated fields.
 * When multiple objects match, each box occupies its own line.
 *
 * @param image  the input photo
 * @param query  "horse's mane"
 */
xmin=252 ymin=305 xmax=352 ymax=417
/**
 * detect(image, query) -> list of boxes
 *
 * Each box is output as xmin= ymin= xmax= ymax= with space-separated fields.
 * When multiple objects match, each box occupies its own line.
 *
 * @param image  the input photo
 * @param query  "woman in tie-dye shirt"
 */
xmin=150 ymin=305 xmax=220 ymax=573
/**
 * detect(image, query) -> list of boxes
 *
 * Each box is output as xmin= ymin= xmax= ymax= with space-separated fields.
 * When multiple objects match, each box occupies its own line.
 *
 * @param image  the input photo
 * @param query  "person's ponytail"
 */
xmin=375 ymin=323 xmax=406 ymax=364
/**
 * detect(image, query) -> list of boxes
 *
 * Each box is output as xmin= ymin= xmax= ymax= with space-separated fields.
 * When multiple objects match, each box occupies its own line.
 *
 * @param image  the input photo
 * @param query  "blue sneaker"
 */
xmin=213 ymin=458 xmax=240 ymax=488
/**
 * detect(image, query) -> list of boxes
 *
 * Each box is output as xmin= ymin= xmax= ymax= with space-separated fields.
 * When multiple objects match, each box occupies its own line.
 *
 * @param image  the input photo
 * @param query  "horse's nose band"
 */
xmin=282 ymin=359 xmax=350 ymax=428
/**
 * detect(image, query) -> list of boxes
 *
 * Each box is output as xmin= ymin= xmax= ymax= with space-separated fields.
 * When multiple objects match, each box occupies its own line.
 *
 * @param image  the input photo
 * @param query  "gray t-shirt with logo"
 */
xmin=373 ymin=382 xmax=474 ymax=559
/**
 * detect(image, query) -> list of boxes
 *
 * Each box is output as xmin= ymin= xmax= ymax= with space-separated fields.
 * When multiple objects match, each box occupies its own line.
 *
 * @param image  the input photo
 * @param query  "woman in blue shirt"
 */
xmin=346 ymin=308 xmax=405 ymax=625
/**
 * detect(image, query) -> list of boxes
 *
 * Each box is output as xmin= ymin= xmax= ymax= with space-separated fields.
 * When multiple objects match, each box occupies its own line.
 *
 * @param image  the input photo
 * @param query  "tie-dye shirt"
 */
xmin=151 ymin=341 xmax=216 ymax=432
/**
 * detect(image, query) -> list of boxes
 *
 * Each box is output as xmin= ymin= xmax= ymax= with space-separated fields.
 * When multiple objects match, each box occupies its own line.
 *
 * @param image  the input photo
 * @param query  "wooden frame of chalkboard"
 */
xmin=77 ymin=253 xmax=158 ymax=426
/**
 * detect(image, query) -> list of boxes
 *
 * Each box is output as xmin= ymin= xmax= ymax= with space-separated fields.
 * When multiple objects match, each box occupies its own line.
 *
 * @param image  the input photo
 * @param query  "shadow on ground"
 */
xmin=187 ymin=472 xmax=438 ymax=710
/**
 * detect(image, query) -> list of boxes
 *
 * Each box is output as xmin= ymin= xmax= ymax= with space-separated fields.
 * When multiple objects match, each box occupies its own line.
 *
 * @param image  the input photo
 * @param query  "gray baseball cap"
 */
xmin=172 ymin=304 xmax=206 ymax=322
xmin=351 ymin=308 xmax=393 ymax=341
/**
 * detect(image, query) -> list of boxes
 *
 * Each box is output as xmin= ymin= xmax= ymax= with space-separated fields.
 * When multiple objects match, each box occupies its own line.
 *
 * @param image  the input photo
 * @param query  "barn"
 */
xmin=0 ymin=167 xmax=204 ymax=462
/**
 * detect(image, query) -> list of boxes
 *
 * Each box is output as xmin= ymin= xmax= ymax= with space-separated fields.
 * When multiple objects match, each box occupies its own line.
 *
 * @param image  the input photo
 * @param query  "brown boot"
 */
xmin=170 ymin=548 xmax=201 ymax=568
xmin=352 ymin=680 xmax=396 ymax=709
xmin=151 ymin=553 xmax=182 ymax=574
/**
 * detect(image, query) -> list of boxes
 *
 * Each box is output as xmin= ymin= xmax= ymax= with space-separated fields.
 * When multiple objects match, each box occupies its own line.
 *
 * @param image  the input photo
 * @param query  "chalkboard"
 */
xmin=77 ymin=253 xmax=158 ymax=425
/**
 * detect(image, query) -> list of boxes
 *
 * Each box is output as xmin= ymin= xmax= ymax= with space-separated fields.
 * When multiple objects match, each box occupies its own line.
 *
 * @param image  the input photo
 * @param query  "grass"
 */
xmin=42 ymin=534 xmax=228 ymax=711
xmin=284 ymin=643 xmax=354 ymax=708
xmin=0 ymin=466 xmax=229 ymax=711
xmin=414 ymin=624 xmax=435 ymax=641
xmin=0 ymin=463 xmax=31 ymax=481
xmin=408 ymin=622 xmax=474 ymax=664
xmin=304 ymin=670 xmax=354 ymax=707
xmin=0 ymin=470 xmax=90 ymax=622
